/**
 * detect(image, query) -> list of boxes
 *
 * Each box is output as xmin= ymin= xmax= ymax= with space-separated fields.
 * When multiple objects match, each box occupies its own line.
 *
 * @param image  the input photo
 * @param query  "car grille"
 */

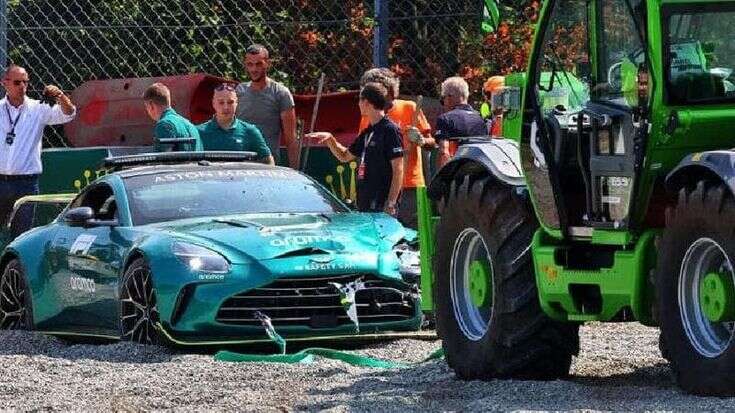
xmin=216 ymin=274 xmax=417 ymax=328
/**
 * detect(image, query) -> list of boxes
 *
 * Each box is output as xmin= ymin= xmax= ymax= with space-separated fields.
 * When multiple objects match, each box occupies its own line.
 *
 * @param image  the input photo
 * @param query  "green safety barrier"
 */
xmin=214 ymin=347 xmax=444 ymax=368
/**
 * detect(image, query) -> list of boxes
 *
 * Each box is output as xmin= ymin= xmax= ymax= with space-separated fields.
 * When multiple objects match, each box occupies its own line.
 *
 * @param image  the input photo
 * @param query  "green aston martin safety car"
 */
xmin=0 ymin=152 xmax=422 ymax=345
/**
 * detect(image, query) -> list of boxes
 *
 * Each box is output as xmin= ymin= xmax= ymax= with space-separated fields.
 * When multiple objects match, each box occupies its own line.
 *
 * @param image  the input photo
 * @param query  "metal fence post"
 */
xmin=373 ymin=0 xmax=389 ymax=68
xmin=0 ymin=0 xmax=6 ymax=70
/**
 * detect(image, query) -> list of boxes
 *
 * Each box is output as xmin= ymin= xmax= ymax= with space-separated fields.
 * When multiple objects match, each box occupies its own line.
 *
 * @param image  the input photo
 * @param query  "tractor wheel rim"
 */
xmin=121 ymin=266 xmax=159 ymax=344
xmin=679 ymin=237 xmax=735 ymax=358
xmin=0 ymin=267 xmax=26 ymax=329
xmin=450 ymin=228 xmax=493 ymax=342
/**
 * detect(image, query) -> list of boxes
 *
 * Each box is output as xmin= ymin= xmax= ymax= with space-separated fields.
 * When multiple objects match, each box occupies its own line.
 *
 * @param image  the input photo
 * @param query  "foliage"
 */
xmin=6 ymin=0 xmax=541 ymax=102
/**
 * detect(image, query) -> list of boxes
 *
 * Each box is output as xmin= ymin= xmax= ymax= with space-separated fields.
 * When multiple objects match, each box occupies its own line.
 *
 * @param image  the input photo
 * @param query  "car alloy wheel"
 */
xmin=0 ymin=264 xmax=28 ymax=329
xmin=120 ymin=263 xmax=160 ymax=344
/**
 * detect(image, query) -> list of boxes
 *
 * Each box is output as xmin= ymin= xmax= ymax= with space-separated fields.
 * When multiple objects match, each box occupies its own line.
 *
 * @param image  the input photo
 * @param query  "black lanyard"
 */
xmin=5 ymin=102 xmax=22 ymax=145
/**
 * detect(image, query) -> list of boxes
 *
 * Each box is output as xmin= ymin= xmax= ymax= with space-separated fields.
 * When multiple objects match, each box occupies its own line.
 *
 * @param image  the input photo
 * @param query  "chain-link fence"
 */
xmin=4 ymin=0 xmax=485 ymax=146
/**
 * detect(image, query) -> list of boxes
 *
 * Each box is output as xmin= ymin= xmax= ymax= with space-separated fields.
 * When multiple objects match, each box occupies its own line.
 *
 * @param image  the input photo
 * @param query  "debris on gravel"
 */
xmin=0 ymin=323 xmax=733 ymax=411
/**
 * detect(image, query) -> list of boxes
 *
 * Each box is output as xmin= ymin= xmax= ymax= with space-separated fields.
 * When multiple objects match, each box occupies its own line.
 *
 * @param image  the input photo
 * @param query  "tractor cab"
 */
xmin=523 ymin=0 xmax=735 ymax=239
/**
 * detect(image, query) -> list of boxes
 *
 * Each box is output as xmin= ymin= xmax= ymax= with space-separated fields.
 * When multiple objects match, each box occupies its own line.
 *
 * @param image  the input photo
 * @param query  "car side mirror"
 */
xmin=64 ymin=207 xmax=94 ymax=227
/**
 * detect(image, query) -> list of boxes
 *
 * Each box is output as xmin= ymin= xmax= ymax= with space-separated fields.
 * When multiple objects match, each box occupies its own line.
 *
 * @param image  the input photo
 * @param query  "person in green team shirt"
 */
xmin=143 ymin=82 xmax=203 ymax=152
xmin=197 ymin=84 xmax=274 ymax=165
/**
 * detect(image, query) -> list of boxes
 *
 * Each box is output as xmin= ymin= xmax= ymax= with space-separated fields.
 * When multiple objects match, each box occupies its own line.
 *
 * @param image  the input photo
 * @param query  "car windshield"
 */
xmin=124 ymin=167 xmax=347 ymax=225
xmin=535 ymin=0 xmax=645 ymax=112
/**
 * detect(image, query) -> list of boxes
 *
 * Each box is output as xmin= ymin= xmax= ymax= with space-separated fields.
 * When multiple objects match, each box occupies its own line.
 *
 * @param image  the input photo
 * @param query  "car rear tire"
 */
xmin=120 ymin=258 xmax=161 ymax=345
xmin=657 ymin=181 xmax=735 ymax=396
xmin=0 ymin=259 xmax=34 ymax=330
xmin=434 ymin=174 xmax=579 ymax=380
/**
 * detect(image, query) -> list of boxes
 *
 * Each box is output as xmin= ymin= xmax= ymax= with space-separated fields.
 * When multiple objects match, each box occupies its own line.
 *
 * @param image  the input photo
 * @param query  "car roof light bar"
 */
xmin=102 ymin=151 xmax=259 ymax=170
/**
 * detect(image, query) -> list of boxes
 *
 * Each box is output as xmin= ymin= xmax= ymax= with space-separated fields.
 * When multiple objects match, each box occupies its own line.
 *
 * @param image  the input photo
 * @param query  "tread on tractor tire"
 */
xmin=433 ymin=173 xmax=579 ymax=380
xmin=657 ymin=181 xmax=735 ymax=396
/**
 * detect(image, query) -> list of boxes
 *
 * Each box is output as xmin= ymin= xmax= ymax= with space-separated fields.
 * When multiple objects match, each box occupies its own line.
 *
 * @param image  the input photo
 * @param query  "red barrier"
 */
xmin=65 ymin=74 xmax=361 ymax=148
xmin=65 ymin=74 xmax=230 ymax=147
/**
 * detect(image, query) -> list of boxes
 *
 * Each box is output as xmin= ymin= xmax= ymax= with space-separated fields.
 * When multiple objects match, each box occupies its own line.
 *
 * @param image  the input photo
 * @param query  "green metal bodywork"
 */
xmin=1 ymin=167 xmax=421 ymax=342
xmin=420 ymin=0 xmax=735 ymax=324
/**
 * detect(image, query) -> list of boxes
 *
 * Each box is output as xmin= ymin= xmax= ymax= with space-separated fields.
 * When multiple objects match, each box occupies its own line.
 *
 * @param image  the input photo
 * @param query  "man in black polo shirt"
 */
xmin=307 ymin=83 xmax=404 ymax=214
xmin=435 ymin=76 xmax=489 ymax=167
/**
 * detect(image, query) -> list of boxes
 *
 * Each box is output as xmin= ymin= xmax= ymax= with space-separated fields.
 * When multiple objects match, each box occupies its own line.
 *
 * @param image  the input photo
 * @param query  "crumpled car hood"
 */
xmin=148 ymin=212 xmax=410 ymax=264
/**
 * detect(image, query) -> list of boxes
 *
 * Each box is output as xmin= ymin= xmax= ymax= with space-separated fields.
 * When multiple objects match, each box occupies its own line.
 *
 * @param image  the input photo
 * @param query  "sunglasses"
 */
xmin=215 ymin=83 xmax=236 ymax=92
xmin=5 ymin=79 xmax=28 ymax=86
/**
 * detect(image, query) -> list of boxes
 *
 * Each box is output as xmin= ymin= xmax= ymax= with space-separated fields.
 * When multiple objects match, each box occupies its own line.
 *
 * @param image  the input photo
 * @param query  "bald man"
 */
xmin=197 ymin=84 xmax=274 ymax=165
xmin=0 ymin=65 xmax=76 ymax=236
xmin=236 ymin=44 xmax=298 ymax=168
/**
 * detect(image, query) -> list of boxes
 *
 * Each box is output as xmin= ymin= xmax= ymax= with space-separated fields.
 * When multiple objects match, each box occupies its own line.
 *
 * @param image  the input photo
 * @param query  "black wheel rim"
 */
xmin=0 ymin=266 xmax=27 ymax=329
xmin=120 ymin=266 xmax=159 ymax=344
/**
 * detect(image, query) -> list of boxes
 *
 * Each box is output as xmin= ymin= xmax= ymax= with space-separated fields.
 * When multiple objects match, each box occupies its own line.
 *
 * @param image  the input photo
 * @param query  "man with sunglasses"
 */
xmin=236 ymin=44 xmax=299 ymax=168
xmin=0 ymin=65 xmax=76 ymax=232
xmin=197 ymin=84 xmax=274 ymax=165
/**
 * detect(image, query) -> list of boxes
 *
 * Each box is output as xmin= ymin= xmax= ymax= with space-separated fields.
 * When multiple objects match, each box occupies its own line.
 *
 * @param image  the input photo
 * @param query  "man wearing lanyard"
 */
xmin=0 ymin=65 xmax=76 ymax=232
xmin=307 ymin=83 xmax=404 ymax=214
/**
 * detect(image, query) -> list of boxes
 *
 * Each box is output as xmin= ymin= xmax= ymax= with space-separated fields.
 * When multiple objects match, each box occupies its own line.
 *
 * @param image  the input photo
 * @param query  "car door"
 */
xmin=45 ymin=183 xmax=125 ymax=335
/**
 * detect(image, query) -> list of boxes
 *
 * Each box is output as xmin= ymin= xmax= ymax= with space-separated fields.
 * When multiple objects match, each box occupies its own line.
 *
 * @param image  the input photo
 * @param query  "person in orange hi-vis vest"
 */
xmin=482 ymin=75 xmax=505 ymax=138
xmin=357 ymin=68 xmax=434 ymax=229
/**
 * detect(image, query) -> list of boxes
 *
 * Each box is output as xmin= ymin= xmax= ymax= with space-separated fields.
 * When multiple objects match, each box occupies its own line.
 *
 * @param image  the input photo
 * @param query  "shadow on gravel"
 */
xmin=571 ymin=362 xmax=675 ymax=389
xmin=0 ymin=330 xmax=174 ymax=364
xmin=295 ymin=360 xmax=687 ymax=412
xmin=0 ymin=330 xmax=405 ymax=365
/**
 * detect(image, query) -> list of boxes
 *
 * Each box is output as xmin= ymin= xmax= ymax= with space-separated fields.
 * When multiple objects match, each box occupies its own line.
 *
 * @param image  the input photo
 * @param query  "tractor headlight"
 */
xmin=172 ymin=242 xmax=230 ymax=273
xmin=394 ymin=243 xmax=420 ymax=283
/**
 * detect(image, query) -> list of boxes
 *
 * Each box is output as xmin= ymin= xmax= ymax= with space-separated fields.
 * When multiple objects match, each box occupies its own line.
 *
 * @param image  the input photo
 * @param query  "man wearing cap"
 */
xmin=197 ymin=84 xmax=274 ymax=165
xmin=0 ymin=65 xmax=76 ymax=234
xmin=143 ymin=82 xmax=202 ymax=152
xmin=236 ymin=44 xmax=299 ymax=168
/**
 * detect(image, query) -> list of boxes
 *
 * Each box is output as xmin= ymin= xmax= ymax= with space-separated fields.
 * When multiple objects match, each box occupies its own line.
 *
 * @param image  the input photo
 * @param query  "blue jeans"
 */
xmin=0 ymin=175 xmax=40 ymax=239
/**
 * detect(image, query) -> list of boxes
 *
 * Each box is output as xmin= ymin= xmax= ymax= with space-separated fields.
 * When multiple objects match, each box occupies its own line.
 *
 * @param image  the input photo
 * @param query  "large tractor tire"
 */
xmin=433 ymin=174 xmax=579 ymax=380
xmin=657 ymin=181 xmax=735 ymax=396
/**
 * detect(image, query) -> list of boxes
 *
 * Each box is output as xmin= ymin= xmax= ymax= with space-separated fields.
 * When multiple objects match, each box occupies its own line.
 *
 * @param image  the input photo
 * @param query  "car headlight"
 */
xmin=172 ymin=242 xmax=230 ymax=273
xmin=394 ymin=243 xmax=420 ymax=282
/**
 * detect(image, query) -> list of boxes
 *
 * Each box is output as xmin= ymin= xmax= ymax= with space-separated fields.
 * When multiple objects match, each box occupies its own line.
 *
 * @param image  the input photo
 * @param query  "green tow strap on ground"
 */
xmin=214 ymin=347 xmax=444 ymax=368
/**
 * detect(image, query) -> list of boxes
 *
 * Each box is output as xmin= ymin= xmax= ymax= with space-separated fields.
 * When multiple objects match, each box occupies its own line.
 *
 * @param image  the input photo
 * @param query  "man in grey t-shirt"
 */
xmin=236 ymin=44 xmax=299 ymax=168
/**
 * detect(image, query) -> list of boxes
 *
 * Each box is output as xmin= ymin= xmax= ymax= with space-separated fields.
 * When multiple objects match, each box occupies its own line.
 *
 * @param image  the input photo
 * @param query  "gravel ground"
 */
xmin=0 ymin=323 xmax=734 ymax=411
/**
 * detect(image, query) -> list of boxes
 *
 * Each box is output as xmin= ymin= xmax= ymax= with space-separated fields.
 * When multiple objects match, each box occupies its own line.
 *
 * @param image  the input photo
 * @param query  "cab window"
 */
xmin=665 ymin=4 xmax=735 ymax=104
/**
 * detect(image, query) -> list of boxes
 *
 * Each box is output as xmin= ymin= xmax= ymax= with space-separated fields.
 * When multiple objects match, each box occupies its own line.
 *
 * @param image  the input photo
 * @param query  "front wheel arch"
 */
xmin=666 ymin=155 xmax=735 ymax=199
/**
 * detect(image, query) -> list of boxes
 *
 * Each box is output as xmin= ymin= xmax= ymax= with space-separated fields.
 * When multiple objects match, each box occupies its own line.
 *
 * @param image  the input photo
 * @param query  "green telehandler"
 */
xmin=419 ymin=0 xmax=735 ymax=396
